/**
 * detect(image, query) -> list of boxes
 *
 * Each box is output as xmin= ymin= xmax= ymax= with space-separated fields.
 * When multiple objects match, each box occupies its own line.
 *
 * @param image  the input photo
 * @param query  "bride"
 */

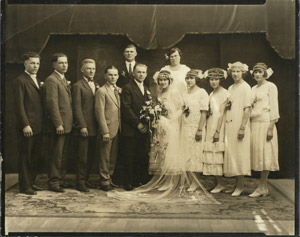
xmin=108 ymin=71 xmax=218 ymax=204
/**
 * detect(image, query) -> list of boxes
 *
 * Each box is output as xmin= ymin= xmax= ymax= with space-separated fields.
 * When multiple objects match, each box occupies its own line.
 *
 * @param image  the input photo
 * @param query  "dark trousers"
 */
xmin=48 ymin=133 xmax=70 ymax=188
xmin=98 ymin=134 xmax=118 ymax=186
xmin=121 ymin=134 xmax=150 ymax=186
xmin=18 ymin=132 xmax=42 ymax=191
xmin=75 ymin=135 xmax=97 ymax=185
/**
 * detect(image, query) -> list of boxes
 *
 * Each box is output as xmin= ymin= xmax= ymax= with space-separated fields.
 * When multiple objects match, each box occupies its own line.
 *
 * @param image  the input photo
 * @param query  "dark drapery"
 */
xmin=5 ymin=0 xmax=295 ymax=63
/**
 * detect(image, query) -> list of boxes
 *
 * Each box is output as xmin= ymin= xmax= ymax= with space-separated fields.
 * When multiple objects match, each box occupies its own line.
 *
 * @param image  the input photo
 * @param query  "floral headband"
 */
xmin=202 ymin=68 xmax=228 ymax=80
xmin=158 ymin=70 xmax=172 ymax=80
xmin=250 ymin=64 xmax=274 ymax=79
xmin=227 ymin=62 xmax=249 ymax=72
xmin=185 ymin=69 xmax=203 ymax=79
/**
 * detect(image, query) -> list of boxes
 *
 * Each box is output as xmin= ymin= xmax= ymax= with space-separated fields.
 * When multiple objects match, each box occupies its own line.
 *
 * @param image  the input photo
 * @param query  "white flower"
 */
xmin=197 ymin=70 xmax=204 ymax=79
xmin=118 ymin=88 xmax=122 ymax=94
xmin=39 ymin=82 xmax=44 ymax=87
xmin=146 ymin=90 xmax=151 ymax=95
xmin=67 ymin=81 xmax=71 ymax=85
xmin=203 ymin=70 xmax=208 ymax=78
xmin=121 ymin=71 xmax=126 ymax=77
xmin=223 ymin=70 xmax=228 ymax=79
xmin=266 ymin=68 xmax=274 ymax=79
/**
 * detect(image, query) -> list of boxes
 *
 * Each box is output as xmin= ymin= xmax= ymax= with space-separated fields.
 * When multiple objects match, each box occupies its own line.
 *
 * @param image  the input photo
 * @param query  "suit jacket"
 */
xmin=116 ymin=61 xmax=136 ymax=88
xmin=44 ymin=71 xmax=73 ymax=133
xmin=72 ymin=78 xmax=98 ymax=136
xmin=15 ymin=72 xmax=43 ymax=134
xmin=121 ymin=80 xmax=151 ymax=137
xmin=95 ymin=82 xmax=121 ymax=138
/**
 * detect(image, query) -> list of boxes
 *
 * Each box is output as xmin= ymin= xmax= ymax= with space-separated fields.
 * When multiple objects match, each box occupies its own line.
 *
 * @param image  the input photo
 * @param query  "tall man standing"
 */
xmin=121 ymin=63 xmax=151 ymax=191
xmin=15 ymin=52 xmax=44 ymax=195
xmin=72 ymin=59 xmax=98 ymax=192
xmin=44 ymin=53 xmax=73 ymax=192
xmin=95 ymin=66 xmax=121 ymax=191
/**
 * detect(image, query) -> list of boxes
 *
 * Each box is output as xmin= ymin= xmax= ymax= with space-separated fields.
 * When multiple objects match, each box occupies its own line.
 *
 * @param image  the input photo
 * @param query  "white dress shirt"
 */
xmin=134 ymin=79 xmax=144 ymax=95
xmin=125 ymin=60 xmax=136 ymax=73
xmin=84 ymin=77 xmax=95 ymax=94
xmin=25 ymin=70 xmax=39 ymax=88
xmin=54 ymin=70 xmax=65 ymax=80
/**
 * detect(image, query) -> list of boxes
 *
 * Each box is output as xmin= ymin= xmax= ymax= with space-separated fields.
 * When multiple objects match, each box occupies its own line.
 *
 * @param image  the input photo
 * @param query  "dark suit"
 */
xmin=121 ymin=80 xmax=151 ymax=186
xmin=72 ymin=78 xmax=98 ymax=186
xmin=44 ymin=71 xmax=73 ymax=188
xmin=116 ymin=61 xmax=136 ymax=88
xmin=15 ymin=72 xmax=44 ymax=192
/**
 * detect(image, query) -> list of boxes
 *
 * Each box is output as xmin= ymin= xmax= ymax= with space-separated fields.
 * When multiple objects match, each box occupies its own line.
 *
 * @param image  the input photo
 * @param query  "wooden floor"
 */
xmin=5 ymin=216 xmax=294 ymax=235
xmin=5 ymin=178 xmax=295 ymax=235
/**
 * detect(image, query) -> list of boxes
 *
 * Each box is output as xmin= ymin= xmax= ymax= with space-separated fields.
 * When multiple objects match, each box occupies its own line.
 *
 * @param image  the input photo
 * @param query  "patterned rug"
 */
xmin=5 ymin=174 xmax=294 ymax=220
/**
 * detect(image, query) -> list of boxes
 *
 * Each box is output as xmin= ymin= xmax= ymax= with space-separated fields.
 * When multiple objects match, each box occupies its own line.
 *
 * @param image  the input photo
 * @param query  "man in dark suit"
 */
xmin=44 ymin=53 xmax=73 ymax=192
xmin=95 ymin=66 xmax=121 ymax=191
xmin=116 ymin=44 xmax=137 ymax=88
xmin=72 ymin=59 xmax=99 ymax=192
xmin=15 ymin=52 xmax=44 ymax=195
xmin=121 ymin=63 xmax=152 ymax=191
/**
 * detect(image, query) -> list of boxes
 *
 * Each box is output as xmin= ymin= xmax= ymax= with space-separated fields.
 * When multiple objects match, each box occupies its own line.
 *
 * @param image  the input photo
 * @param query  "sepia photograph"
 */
xmin=2 ymin=0 xmax=297 ymax=235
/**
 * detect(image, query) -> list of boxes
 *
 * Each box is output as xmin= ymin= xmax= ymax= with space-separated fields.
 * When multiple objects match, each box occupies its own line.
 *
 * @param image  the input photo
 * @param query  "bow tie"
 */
xmin=88 ymin=78 xmax=94 ymax=82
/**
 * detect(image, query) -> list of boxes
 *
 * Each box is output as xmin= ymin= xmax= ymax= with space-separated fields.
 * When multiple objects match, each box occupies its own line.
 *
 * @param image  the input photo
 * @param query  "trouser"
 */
xmin=18 ymin=132 xmax=42 ymax=191
xmin=98 ymin=134 xmax=118 ymax=186
xmin=48 ymin=133 xmax=70 ymax=188
xmin=76 ymin=135 xmax=97 ymax=185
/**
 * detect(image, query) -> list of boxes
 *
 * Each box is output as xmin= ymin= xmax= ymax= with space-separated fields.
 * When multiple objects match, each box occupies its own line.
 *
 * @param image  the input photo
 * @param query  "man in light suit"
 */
xmin=72 ymin=59 xmax=99 ymax=192
xmin=44 ymin=53 xmax=73 ymax=192
xmin=121 ymin=63 xmax=151 ymax=191
xmin=15 ymin=52 xmax=44 ymax=195
xmin=95 ymin=66 xmax=121 ymax=191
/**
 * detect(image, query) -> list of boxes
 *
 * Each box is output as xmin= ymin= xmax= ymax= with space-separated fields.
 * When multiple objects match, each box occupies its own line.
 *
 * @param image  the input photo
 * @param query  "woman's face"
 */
xmin=169 ymin=51 xmax=181 ymax=66
xmin=158 ymin=78 xmax=170 ymax=89
xmin=253 ymin=69 xmax=266 ymax=84
xmin=231 ymin=67 xmax=243 ymax=82
xmin=209 ymin=78 xmax=220 ymax=89
xmin=185 ymin=76 xmax=196 ymax=88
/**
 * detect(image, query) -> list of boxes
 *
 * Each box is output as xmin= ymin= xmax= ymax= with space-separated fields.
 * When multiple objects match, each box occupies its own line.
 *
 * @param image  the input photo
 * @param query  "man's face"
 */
xmin=53 ymin=56 xmax=68 ymax=74
xmin=133 ymin=66 xmax=147 ymax=83
xmin=81 ymin=62 xmax=96 ymax=79
xmin=123 ymin=47 xmax=137 ymax=62
xmin=105 ymin=68 xmax=119 ymax=86
xmin=24 ymin=57 xmax=40 ymax=74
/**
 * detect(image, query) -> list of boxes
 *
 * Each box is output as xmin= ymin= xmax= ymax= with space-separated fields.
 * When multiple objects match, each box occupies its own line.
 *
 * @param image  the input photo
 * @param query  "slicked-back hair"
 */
xmin=22 ymin=52 xmax=40 ymax=62
xmin=133 ymin=63 xmax=147 ymax=72
xmin=81 ymin=58 xmax=96 ymax=68
xmin=104 ymin=65 xmax=118 ymax=74
xmin=52 ymin=53 xmax=68 ymax=63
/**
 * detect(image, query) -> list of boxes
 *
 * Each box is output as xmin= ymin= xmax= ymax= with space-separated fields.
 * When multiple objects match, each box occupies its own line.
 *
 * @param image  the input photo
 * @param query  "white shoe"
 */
xmin=231 ymin=187 xmax=244 ymax=197
xmin=249 ymin=187 xmax=269 ymax=198
xmin=187 ymin=183 xmax=198 ymax=192
xmin=210 ymin=185 xmax=225 ymax=194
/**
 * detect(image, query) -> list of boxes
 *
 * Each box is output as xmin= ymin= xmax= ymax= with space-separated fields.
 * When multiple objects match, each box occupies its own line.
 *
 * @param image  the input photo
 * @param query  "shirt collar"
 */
xmin=54 ymin=70 xmax=65 ymax=79
xmin=126 ymin=60 xmax=135 ymax=67
xmin=134 ymin=79 xmax=143 ymax=87
xmin=107 ymin=82 xmax=116 ymax=89
xmin=25 ymin=70 xmax=36 ymax=78
xmin=83 ymin=76 xmax=94 ymax=83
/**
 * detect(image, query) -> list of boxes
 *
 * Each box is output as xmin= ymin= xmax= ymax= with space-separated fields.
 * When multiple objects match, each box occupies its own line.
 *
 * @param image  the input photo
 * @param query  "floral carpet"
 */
xmin=5 ymin=175 xmax=294 ymax=220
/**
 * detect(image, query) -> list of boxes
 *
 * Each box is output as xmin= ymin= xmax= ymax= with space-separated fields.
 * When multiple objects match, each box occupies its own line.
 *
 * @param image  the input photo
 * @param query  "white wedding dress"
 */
xmin=108 ymin=86 xmax=219 ymax=204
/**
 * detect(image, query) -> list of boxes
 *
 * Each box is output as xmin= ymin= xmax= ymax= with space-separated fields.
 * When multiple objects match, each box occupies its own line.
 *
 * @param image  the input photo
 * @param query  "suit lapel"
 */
xmin=24 ymin=73 xmax=39 ymax=90
xmin=53 ymin=72 xmax=70 ymax=94
xmin=132 ymin=80 xmax=145 ymax=102
xmin=81 ymin=78 xmax=94 ymax=95
xmin=105 ymin=83 xmax=119 ymax=108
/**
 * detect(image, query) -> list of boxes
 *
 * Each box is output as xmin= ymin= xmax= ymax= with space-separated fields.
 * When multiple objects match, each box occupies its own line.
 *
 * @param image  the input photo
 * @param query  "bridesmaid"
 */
xmin=249 ymin=63 xmax=279 ymax=197
xmin=181 ymin=69 xmax=209 ymax=191
xmin=224 ymin=62 xmax=252 ymax=197
xmin=202 ymin=68 xmax=229 ymax=193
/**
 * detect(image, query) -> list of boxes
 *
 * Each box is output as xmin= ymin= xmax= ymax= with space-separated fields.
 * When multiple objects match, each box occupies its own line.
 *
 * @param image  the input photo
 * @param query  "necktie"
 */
xmin=129 ymin=63 xmax=132 ymax=75
xmin=30 ymin=74 xmax=39 ymax=88
xmin=113 ymin=86 xmax=119 ymax=105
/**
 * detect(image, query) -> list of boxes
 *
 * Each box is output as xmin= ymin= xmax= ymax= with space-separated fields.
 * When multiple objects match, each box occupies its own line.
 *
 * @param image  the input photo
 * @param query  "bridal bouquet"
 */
xmin=140 ymin=99 xmax=168 ymax=124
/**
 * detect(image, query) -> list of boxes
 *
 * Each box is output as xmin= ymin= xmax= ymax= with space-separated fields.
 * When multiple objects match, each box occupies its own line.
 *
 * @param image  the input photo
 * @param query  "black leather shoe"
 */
xmin=124 ymin=184 xmax=134 ymax=191
xmin=32 ymin=184 xmax=44 ymax=191
xmin=20 ymin=189 xmax=37 ymax=195
xmin=60 ymin=183 xmax=73 ymax=188
xmin=50 ymin=186 xmax=65 ymax=192
xmin=101 ymin=185 xmax=113 ymax=191
xmin=85 ymin=181 xmax=96 ymax=189
xmin=77 ymin=184 xmax=90 ymax=192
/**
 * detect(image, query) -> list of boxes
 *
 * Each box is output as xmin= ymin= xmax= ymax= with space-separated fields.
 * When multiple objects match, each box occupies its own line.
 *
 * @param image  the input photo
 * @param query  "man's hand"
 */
xmin=80 ymin=128 xmax=88 ymax=137
xmin=56 ymin=125 xmax=64 ymax=135
xmin=137 ymin=123 xmax=147 ymax=133
xmin=23 ymin=125 xmax=33 ymax=137
xmin=103 ymin=133 xmax=110 ymax=142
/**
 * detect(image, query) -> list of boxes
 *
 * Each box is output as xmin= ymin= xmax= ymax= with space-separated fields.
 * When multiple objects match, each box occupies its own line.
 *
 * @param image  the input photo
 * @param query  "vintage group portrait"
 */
xmin=2 ymin=0 xmax=297 ymax=235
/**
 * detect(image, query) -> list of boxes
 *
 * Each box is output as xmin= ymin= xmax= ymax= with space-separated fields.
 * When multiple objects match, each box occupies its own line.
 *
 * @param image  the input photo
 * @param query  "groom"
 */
xmin=121 ymin=63 xmax=152 ymax=191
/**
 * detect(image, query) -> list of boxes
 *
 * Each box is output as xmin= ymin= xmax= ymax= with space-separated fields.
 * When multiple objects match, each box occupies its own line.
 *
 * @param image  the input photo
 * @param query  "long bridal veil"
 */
xmin=108 ymin=82 xmax=219 ymax=205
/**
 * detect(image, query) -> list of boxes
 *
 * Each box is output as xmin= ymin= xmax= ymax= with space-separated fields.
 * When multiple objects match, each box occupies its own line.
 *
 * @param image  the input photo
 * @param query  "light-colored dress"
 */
xmin=160 ymin=65 xmax=190 ymax=94
xmin=224 ymin=80 xmax=252 ymax=177
xmin=203 ymin=87 xmax=229 ymax=176
xmin=181 ymin=87 xmax=209 ymax=172
xmin=250 ymin=81 xmax=279 ymax=171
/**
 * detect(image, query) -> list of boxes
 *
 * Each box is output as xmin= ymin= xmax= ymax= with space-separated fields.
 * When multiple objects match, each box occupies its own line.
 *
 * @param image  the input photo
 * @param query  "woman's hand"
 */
xmin=237 ymin=128 xmax=245 ymax=140
xmin=267 ymin=128 xmax=273 ymax=141
xmin=195 ymin=130 xmax=202 ymax=142
xmin=213 ymin=131 xmax=219 ymax=143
